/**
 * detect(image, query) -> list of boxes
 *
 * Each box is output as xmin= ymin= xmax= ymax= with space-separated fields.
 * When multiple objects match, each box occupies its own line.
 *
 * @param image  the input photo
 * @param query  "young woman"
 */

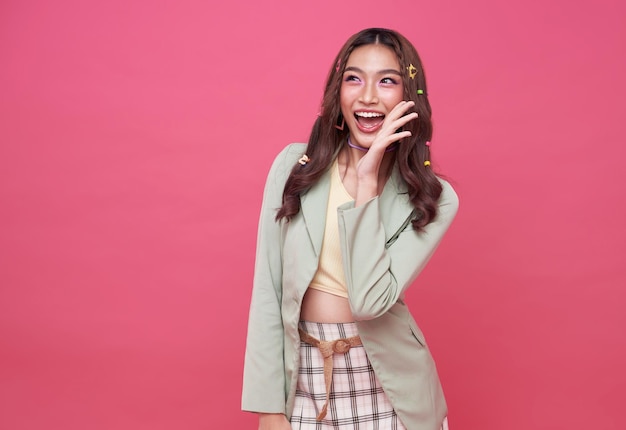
xmin=242 ymin=28 xmax=458 ymax=430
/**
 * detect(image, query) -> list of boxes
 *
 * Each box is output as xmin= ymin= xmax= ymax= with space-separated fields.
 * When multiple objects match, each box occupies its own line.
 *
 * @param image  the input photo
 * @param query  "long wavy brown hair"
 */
xmin=276 ymin=28 xmax=443 ymax=230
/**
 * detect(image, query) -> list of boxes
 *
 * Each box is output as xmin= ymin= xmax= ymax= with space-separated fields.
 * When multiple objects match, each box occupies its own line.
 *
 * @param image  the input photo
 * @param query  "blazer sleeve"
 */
xmin=337 ymin=179 xmax=459 ymax=320
xmin=241 ymin=144 xmax=303 ymax=414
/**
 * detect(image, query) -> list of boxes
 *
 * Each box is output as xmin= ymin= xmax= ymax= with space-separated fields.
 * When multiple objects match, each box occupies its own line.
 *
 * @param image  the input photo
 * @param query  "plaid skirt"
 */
xmin=291 ymin=321 xmax=449 ymax=430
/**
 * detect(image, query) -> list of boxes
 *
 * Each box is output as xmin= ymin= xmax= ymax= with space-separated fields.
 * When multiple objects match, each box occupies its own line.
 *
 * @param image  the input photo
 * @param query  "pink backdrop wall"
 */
xmin=1 ymin=1 xmax=625 ymax=429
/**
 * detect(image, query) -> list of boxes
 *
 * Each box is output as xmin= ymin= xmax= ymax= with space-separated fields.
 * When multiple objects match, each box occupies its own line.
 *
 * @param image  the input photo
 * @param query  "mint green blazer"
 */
xmin=242 ymin=143 xmax=459 ymax=430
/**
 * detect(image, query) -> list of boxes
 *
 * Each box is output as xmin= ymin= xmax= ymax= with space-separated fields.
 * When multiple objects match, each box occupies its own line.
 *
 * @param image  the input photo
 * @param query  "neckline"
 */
xmin=333 ymin=158 xmax=355 ymax=200
xmin=334 ymin=151 xmax=400 ymax=200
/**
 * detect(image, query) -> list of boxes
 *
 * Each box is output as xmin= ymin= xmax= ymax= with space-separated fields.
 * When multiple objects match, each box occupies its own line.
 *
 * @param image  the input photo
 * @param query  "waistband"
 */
xmin=298 ymin=320 xmax=359 ymax=340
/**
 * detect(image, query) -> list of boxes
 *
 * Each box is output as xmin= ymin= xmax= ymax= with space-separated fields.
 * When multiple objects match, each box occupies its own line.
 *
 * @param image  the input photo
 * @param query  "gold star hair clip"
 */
xmin=407 ymin=63 xmax=417 ymax=79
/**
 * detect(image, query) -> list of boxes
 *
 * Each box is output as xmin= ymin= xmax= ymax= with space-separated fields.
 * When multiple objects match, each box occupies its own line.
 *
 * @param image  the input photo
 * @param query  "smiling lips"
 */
xmin=355 ymin=111 xmax=384 ymax=132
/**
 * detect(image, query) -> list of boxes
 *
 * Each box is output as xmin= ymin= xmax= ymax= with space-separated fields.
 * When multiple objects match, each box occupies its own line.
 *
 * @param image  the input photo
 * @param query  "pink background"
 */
xmin=1 ymin=1 xmax=625 ymax=429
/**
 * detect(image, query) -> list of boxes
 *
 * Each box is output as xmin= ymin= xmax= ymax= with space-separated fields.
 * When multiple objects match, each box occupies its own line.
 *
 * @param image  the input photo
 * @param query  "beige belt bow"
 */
xmin=298 ymin=328 xmax=363 ymax=421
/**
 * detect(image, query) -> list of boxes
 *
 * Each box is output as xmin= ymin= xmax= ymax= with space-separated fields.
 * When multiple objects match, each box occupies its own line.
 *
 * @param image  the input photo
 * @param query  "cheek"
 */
xmin=340 ymin=86 xmax=356 ymax=102
xmin=383 ymin=87 xmax=405 ymax=105
xmin=339 ymin=88 xmax=354 ymax=111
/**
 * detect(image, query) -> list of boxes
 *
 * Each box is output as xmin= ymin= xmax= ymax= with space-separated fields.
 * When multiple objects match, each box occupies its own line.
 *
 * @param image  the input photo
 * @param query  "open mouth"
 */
xmin=354 ymin=111 xmax=384 ymax=130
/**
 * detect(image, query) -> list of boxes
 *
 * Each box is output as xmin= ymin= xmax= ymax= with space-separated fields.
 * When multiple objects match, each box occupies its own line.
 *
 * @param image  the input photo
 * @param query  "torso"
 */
xmin=300 ymin=288 xmax=354 ymax=323
xmin=300 ymin=148 xmax=394 ymax=324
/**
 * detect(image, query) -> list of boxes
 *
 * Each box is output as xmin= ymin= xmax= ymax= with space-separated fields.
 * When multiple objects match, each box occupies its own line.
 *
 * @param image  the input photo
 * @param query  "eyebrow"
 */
xmin=344 ymin=66 xmax=402 ymax=75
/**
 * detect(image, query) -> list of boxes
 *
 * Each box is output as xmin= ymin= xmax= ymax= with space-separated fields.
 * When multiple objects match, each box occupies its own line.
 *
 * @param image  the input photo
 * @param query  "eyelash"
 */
xmin=344 ymin=75 xmax=399 ymax=85
xmin=380 ymin=77 xmax=398 ymax=85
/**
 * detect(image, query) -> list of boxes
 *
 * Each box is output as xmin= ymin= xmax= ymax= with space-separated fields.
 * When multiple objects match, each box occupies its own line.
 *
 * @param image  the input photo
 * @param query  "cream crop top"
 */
xmin=308 ymin=159 xmax=354 ymax=298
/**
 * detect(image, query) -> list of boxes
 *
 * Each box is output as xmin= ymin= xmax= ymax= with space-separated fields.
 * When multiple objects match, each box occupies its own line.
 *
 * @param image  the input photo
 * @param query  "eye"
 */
xmin=343 ymin=74 xmax=361 ymax=82
xmin=380 ymin=77 xmax=399 ymax=85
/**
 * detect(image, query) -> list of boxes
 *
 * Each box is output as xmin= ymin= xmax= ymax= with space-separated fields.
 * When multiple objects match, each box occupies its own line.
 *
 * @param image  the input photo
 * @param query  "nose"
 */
xmin=360 ymin=81 xmax=379 ymax=104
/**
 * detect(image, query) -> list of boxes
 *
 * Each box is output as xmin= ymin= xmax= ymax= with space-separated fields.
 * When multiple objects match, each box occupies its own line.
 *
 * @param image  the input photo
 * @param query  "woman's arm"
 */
xmin=337 ymin=179 xmax=459 ymax=320
xmin=242 ymin=145 xmax=304 ymax=414
xmin=337 ymin=99 xmax=458 ymax=320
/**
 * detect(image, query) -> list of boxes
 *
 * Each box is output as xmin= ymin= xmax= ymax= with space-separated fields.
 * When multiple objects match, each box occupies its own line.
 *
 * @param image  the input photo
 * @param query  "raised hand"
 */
xmin=353 ymin=100 xmax=417 ymax=205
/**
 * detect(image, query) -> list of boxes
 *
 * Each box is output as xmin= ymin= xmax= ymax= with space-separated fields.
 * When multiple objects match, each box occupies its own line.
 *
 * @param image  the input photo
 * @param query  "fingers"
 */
xmin=388 ymin=100 xmax=418 ymax=129
xmin=371 ymin=100 xmax=417 ymax=150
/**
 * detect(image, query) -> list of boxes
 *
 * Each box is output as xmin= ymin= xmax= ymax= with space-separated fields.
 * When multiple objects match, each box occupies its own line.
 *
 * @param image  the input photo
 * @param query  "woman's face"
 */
xmin=340 ymin=44 xmax=404 ymax=149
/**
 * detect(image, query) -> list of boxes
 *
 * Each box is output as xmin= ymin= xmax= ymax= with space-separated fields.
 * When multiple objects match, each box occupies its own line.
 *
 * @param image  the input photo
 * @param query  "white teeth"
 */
xmin=355 ymin=112 xmax=383 ymax=118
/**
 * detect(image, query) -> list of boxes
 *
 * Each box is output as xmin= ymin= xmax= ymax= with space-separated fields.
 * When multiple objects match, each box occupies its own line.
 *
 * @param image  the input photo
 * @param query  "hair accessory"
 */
xmin=425 ymin=141 xmax=431 ymax=147
xmin=424 ymin=160 xmax=431 ymax=167
xmin=347 ymin=136 xmax=398 ymax=153
xmin=407 ymin=63 xmax=417 ymax=79
xmin=417 ymin=89 xmax=424 ymax=95
xmin=298 ymin=154 xmax=310 ymax=166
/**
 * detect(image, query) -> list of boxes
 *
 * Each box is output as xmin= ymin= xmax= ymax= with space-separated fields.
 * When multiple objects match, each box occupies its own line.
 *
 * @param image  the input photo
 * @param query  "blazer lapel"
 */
xmin=300 ymin=168 xmax=331 ymax=257
xmin=300 ymin=161 xmax=413 ymax=255
xmin=379 ymin=164 xmax=414 ymax=242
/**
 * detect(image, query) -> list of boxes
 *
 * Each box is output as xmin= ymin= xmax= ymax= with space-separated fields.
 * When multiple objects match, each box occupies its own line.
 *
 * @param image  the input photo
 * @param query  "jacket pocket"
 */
xmin=409 ymin=325 xmax=426 ymax=348
xmin=406 ymin=313 xmax=428 ymax=348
